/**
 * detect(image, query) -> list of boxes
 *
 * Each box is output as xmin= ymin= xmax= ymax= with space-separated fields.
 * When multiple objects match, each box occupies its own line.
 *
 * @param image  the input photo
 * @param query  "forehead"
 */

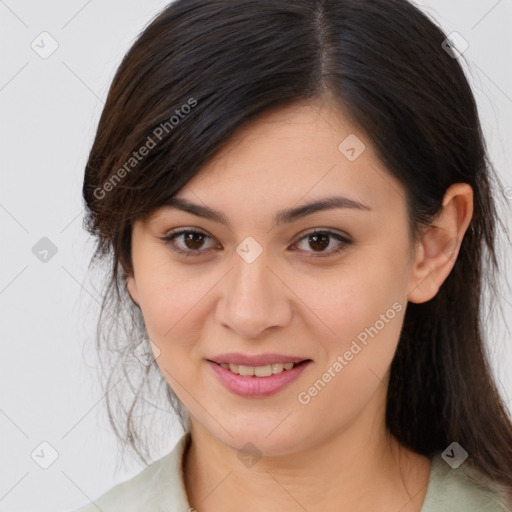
xmin=146 ymin=99 xmax=407 ymax=228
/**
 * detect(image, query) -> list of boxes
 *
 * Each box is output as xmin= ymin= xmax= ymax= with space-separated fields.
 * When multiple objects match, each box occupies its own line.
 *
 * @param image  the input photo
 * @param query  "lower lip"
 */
xmin=207 ymin=360 xmax=312 ymax=398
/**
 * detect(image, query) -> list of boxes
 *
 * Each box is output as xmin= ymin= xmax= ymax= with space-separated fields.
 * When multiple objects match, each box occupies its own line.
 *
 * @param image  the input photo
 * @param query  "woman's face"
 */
xmin=127 ymin=98 xmax=420 ymax=455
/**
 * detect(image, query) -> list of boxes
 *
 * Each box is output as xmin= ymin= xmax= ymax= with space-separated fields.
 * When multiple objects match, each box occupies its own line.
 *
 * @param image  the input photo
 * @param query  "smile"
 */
xmin=219 ymin=362 xmax=297 ymax=377
xmin=208 ymin=360 xmax=312 ymax=398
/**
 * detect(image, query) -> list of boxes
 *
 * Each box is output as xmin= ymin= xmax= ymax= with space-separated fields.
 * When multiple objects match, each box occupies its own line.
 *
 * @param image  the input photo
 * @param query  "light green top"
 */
xmin=71 ymin=431 xmax=511 ymax=512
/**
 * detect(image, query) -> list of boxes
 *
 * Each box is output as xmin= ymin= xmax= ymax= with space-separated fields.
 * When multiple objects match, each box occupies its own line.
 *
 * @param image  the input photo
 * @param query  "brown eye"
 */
xmin=160 ymin=228 xmax=217 ymax=257
xmin=308 ymin=232 xmax=330 ymax=252
xmin=293 ymin=230 xmax=352 ymax=256
xmin=159 ymin=228 xmax=352 ymax=258
xmin=181 ymin=231 xmax=207 ymax=250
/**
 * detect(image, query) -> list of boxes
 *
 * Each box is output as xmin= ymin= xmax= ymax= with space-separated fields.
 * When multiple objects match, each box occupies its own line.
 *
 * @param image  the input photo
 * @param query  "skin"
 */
xmin=126 ymin=95 xmax=473 ymax=512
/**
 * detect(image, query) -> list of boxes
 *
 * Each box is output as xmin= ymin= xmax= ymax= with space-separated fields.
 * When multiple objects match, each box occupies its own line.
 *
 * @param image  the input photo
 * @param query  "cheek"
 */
xmin=136 ymin=264 xmax=225 ymax=372
xmin=292 ymin=255 xmax=407 ymax=352
xmin=135 ymin=268 xmax=193 ymax=340
xmin=294 ymin=270 xmax=406 ymax=425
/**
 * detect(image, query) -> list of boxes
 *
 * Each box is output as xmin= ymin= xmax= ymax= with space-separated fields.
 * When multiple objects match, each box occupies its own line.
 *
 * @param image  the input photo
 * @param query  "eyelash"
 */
xmin=159 ymin=228 xmax=352 ymax=258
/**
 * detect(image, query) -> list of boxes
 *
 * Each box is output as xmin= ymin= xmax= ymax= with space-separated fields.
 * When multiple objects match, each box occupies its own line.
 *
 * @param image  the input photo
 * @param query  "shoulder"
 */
xmin=421 ymin=452 xmax=512 ymax=512
xmin=69 ymin=454 xmax=169 ymax=512
xmin=69 ymin=431 xmax=192 ymax=512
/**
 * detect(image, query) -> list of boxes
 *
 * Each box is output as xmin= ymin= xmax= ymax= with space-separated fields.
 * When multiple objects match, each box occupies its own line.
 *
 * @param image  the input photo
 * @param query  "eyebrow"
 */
xmin=158 ymin=195 xmax=372 ymax=229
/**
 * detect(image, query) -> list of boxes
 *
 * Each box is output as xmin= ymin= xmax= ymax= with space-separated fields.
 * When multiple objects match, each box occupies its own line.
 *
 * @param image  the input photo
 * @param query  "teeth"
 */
xmin=219 ymin=362 xmax=297 ymax=376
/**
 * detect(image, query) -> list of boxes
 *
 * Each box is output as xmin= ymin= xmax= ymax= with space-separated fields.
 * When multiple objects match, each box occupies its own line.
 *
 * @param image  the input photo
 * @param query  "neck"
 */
xmin=182 ymin=388 xmax=431 ymax=512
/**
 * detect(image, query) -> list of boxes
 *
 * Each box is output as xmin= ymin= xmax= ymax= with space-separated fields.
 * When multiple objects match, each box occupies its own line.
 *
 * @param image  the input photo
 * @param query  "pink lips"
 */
xmin=207 ymin=359 xmax=312 ymax=398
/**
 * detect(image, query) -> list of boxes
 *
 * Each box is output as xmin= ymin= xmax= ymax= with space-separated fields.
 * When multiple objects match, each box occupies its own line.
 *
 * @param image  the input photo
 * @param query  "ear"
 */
xmin=407 ymin=183 xmax=473 ymax=304
xmin=126 ymin=274 xmax=140 ymax=308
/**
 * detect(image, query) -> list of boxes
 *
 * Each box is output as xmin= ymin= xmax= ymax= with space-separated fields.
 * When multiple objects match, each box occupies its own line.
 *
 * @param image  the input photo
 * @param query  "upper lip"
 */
xmin=208 ymin=353 xmax=311 ymax=367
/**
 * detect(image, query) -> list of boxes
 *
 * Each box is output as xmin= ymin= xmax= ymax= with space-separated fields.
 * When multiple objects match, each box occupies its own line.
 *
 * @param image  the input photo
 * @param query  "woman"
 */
xmin=74 ymin=0 xmax=512 ymax=510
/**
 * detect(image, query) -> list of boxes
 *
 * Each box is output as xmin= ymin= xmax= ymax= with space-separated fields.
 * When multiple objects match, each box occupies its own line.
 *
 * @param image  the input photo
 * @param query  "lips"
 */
xmin=207 ymin=352 xmax=311 ymax=367
xmin=207 ymin=359 xmax=312 ymax=398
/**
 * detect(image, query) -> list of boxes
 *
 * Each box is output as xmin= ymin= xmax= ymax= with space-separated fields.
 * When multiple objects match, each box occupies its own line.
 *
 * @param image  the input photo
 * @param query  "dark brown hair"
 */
xmin=82 ymin=0 xmax=512 ymax=499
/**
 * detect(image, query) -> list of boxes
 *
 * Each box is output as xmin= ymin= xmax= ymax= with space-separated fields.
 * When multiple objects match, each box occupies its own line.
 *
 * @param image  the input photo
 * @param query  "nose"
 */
xmin=215 ymin=253 xmax=292 ymax=339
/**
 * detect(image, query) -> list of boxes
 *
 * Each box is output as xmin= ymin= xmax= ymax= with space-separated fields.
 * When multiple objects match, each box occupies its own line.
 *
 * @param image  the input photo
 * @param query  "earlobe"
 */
xmin=407 ymin=231 xmax=461 ymax=304
xmin=407 ymin=183 xmax=473 ymax=304
xmin=126 ymin=275 xmax=140 ymax=307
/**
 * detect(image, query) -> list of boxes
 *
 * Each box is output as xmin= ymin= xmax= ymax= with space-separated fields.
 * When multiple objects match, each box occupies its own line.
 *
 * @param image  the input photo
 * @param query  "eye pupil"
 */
xmin=185 ymin=232 xmax=205 ymax=250
xmin=309 ymin=233 xmax=329 ymax=252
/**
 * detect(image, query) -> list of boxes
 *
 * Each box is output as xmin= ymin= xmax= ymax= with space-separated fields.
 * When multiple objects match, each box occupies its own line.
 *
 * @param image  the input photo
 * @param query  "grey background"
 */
xmin=0 ymin=1 xmax=511 ymax=510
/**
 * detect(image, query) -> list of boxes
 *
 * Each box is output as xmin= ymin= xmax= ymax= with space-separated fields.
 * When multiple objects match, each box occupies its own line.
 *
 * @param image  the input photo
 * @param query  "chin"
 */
xmin=211 ymin=422 xmax=307 ymax=458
